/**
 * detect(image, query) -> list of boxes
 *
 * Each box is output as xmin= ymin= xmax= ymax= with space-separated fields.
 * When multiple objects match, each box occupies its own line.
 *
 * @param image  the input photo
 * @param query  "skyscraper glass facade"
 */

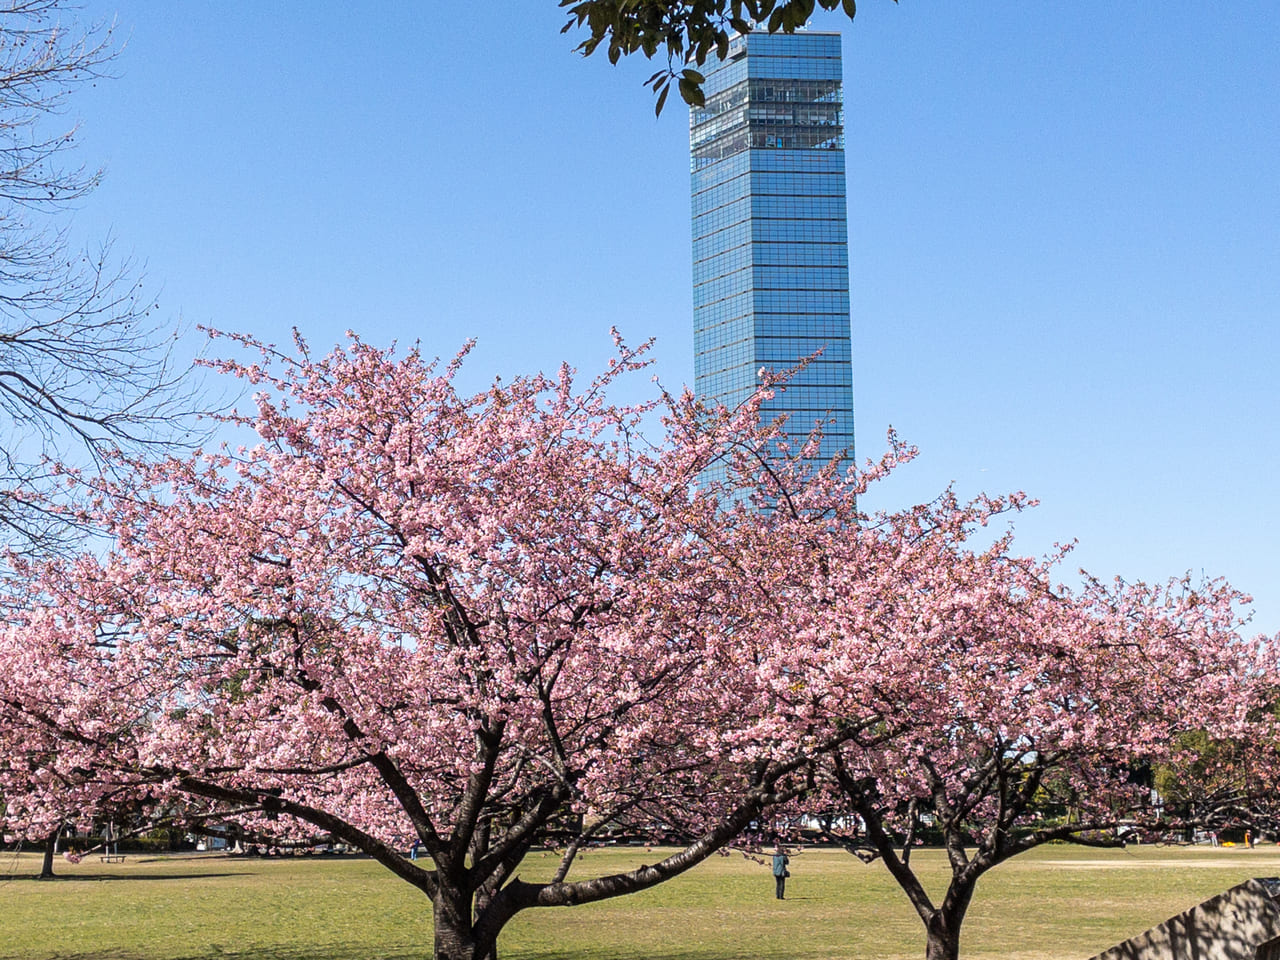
xmin=691 ymin=31 xmax=854 ymax=485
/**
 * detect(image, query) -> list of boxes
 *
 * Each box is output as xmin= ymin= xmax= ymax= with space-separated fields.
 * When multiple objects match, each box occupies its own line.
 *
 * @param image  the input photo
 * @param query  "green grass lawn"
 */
xmin=2 ymin=843 xmax=1278 ymax=959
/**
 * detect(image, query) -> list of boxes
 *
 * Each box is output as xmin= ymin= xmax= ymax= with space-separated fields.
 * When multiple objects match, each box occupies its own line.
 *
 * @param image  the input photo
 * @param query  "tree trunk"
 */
xmin=37 ymin=827 xmax=59 ymax=880
xmin=468 ymin=820 xmax=498 ymax=960
xmin=433 ymin=891 xmax=497 ymax=960
xmin=924 ymin=916 xmax=961 ymax=960
xmin=923 ymin=879 xmax=975 ymax=960
xmin=472 ymin=890 xmax=497 ymax=960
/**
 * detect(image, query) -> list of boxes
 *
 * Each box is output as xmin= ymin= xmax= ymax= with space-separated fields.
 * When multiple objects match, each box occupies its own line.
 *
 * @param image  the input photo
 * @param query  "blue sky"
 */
xmin=65 ymin=2 xmax=1278 ymax=634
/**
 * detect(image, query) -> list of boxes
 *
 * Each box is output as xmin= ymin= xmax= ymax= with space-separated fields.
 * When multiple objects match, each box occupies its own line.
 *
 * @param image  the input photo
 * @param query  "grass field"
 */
xmin=2 ymin=844 xmax=1279 ymax=959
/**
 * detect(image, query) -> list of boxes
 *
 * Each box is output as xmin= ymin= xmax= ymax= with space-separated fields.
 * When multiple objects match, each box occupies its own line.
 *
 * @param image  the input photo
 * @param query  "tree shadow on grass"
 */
xmin=132 ymin=855 xmax=231 ymax=863
xmin=27 ymin=950 xmax=430 ymax=960
xmin=9 ymin=945 xmax=757 ymax=960
xmin=17 ymin=872 xmax=252 ymax=882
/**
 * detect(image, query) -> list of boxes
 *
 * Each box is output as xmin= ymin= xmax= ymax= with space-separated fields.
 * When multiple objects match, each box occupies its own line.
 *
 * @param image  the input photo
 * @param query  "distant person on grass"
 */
xmin=772 ymin=844 xmax=790 ymax=900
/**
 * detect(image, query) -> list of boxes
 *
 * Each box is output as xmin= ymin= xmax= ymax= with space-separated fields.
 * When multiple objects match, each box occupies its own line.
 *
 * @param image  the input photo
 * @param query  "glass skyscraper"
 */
xmin=691 ymin=31 xmax=854 ymax=486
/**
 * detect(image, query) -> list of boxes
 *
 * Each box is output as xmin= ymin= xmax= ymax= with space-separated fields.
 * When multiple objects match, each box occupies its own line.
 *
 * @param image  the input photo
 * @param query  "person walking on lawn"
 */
xmin=772 ymin=844 xmax=790 ymax=900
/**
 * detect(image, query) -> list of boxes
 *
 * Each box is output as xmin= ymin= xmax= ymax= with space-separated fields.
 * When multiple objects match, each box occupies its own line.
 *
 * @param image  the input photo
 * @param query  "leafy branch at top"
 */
xmin=560 ymin=0 xmax=891 ymax=114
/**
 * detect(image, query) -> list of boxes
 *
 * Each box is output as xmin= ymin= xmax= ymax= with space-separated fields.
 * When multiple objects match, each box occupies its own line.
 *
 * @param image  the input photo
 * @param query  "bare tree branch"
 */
xmin=0 ymin=1 xmax=207 ymax=556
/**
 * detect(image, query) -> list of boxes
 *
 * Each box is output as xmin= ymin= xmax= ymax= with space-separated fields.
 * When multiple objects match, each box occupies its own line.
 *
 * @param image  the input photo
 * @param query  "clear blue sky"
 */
xmin=66 ymin=2 xmax=1279 ymax=635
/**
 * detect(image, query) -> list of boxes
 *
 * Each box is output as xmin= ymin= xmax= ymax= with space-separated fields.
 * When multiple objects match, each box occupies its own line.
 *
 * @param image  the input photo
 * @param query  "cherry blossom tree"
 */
xmin=0 ymin=742 xmax=98 ymax=879
xmin=0 ymin=605 xmax=185 ymax=877
xmin=0 ymin=331 xmax=891 ymax=960
xmin=1151 ymin=702 xmax=1280 ymax=844
xmin=684 ymin=431 xmax=1279 ymax=960
xmin=791 ymin=494 xmax=1280 ymax=960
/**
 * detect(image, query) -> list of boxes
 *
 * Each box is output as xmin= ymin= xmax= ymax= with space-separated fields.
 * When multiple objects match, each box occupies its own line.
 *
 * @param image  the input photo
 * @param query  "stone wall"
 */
xmin=1088 ymin=878 xmax=1280 ymax=960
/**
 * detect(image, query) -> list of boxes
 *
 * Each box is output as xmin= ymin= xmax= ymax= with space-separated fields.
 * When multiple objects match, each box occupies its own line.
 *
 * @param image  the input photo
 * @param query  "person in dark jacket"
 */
xmin=771 ymin=844 xmax=790 ymax=899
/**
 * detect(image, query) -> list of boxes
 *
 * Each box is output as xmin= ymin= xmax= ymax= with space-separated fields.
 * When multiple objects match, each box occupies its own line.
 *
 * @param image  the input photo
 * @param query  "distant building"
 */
xmin=691 ymin=31 xmax=854 ymax=488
